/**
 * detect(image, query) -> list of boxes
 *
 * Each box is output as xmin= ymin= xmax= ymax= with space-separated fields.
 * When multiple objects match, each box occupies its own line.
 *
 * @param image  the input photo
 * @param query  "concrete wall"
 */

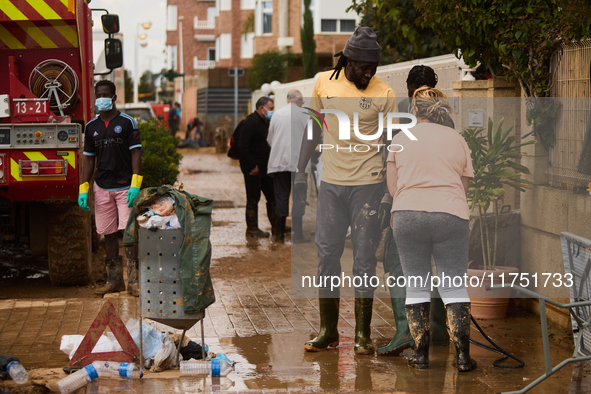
xmin=519 ymin=120 xmax=591 ymax=328
xmin=253 ymin=53 xmax=473 ymax=111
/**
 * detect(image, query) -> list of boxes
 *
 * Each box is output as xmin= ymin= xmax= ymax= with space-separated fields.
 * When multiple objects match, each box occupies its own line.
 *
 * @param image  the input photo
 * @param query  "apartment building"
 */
xmin=165 ymin=0 xmax=360 ymax=136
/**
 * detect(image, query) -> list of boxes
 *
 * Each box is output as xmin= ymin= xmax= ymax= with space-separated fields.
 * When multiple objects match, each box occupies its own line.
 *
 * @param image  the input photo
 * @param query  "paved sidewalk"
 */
xmin=1 ymin=150 xmax=590 ymax=393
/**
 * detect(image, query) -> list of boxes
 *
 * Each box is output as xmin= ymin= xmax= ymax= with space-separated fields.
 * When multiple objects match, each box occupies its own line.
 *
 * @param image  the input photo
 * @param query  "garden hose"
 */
xmin=29 ymin=59 xmax=79 ymax=116
xmin=468 ymin=315 xmax=525 ymax=368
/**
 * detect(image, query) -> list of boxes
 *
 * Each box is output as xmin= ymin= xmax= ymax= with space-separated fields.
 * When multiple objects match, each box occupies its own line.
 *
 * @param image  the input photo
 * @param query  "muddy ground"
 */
xmin=1 ymin=149 xmax=590 ymax=394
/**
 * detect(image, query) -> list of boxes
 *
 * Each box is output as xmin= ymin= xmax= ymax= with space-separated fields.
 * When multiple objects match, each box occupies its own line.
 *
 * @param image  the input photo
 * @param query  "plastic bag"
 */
xmin=152 ymin=333 xmax=177 ymax=372
xmin=125 ymin=318 xmax=163 ymax=360
xmin=60 ymin=335 xmax=122 ymax=360
xmin=151 ymin=196 xmax=175 ymax=217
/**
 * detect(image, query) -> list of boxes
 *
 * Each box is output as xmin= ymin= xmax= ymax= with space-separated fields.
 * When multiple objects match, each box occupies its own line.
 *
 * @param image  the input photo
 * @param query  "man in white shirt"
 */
xmin=267 ymin=89 xmax=310 ymax=243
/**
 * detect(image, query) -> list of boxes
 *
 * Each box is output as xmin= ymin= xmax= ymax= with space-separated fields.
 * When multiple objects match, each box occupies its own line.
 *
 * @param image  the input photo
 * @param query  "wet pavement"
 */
xmin=1 ymin=148 xmax=590 ymax=393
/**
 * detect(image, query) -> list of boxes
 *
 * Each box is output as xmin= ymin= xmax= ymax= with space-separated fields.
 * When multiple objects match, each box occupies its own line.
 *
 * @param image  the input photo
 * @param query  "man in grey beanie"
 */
xmin=295 ymin=27 xmax=399 ymax=355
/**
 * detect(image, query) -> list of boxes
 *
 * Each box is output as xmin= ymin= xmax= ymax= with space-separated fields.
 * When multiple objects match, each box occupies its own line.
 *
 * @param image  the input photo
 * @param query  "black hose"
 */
xmin=469 ymin=315 xmax=525 ymax=368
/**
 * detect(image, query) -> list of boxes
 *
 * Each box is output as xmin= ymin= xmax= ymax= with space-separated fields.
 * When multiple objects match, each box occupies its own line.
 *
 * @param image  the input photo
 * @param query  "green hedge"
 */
xmin=138 ymin=118 xmax=182 ymax=188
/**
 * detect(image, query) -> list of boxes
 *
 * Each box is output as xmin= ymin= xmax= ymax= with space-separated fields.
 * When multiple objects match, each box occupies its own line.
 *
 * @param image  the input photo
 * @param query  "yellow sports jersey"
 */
xmin=309 ymin=71 xmax=398 ymax=186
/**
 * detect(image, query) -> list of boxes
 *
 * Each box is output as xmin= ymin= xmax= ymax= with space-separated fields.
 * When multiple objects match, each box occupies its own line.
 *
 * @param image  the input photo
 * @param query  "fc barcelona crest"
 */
xmin=359 ymin=97 xmax=372 ymax=110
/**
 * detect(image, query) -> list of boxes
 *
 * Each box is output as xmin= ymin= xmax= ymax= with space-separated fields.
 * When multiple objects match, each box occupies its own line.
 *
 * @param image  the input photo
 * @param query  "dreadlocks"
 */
xmin=406 ymin=65 xmax=438 ymax=88
xmin=330 ymin=52 xmax=348 ymax=81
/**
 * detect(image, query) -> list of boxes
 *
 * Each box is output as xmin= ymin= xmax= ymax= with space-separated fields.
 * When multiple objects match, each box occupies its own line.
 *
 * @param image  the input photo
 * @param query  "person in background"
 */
xmin=266 ymin=89 xmax=308 ymax=243
xmin=387 ymin=87 xmax=476 ymax=372
xmin=238 ymin=97 xmax=277 ymax=238
xmin=78 ymin=80 xmax=142 ymax=297
xmin=168 ymin=102 xmax=180 ymax=137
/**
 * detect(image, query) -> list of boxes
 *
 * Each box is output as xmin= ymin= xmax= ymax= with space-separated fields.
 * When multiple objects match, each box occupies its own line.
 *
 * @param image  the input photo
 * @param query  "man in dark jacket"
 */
xmin=238 ymin=97 xmax=276 ymax=237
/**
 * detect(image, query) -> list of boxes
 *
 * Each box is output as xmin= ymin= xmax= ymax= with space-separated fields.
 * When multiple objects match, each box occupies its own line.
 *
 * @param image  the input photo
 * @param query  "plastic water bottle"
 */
xmin=92 ymin=361 xmax=142 ymax=379
xmin=56 ymin=364 xmax=99 ymax=394
xmin=6 ymin=361 xmax=28 ymax=384
xmin=180 ymin=360 xmax=234 ymax=377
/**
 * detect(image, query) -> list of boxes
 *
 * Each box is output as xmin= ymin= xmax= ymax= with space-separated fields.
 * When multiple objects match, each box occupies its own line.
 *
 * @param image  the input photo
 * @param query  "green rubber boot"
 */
xmin=431 ymin=288 xmax=450 ymax=346
xmin=377 ymin=285 xmax=414 ymax=356
xmin=354 ymin=290 xmax=375 ymax=355
xmin=304 ymin=288 xmax=340 ymax=351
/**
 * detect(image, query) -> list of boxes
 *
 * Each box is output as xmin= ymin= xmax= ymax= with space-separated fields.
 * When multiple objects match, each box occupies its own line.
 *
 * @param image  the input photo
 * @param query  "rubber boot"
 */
xmin=446 ymin=302 xmax=477 ymax=372
xmin=431 ymin=288 xmax=450 ymax=346
xmin=304 ymin=288 xmax=340 ymax=351
xmin=127 ymin=258 xmax=140 ymax=297
xmin=94 ymin=256 xmax=125 ymax=296
xmin=267 ymin=201 xmax=278 ymax=237
xmin=275 ymin=216 xmax=286 ymax=243
xmin=377 ymin=285 xmax=413 ymax=356
xmin=406 ymin=302 xmax=430 ymax=369
xmin=292 ymin=216 xmax=309 ymax=244
xmin=245 ymin=203 xmax=269 ymax=238
xmin=354 ymin=290 xmax=375 ymax=355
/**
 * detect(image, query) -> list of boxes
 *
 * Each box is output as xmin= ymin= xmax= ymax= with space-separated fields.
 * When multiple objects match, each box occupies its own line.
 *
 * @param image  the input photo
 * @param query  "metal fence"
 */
xmin=549 ymin=39 xmax=591 ymax=187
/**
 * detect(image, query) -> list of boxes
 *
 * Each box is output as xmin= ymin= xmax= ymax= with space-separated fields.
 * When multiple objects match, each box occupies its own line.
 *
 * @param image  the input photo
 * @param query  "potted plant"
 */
xmin=462 ymin=117 xmax=535 ymax=319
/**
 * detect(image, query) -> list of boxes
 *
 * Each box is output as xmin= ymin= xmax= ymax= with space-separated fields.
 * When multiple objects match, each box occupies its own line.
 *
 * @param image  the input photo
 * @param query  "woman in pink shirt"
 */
xmin=387 ymin=86 xmax=476 ymax=372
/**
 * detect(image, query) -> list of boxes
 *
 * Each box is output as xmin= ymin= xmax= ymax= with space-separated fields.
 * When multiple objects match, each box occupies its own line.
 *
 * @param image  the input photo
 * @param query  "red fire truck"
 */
xmin=0 ymin=0 xmax=122 ymax=285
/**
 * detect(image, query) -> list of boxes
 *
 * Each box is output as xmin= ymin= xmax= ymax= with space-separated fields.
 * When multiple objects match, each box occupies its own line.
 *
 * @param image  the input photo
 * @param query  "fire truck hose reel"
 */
xmin=29 ymin=59 xmax=79 ymax=117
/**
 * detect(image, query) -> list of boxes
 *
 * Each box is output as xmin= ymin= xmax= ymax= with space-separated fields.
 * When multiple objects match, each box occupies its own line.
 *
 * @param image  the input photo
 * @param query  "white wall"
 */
xmin=253 ymin=54 xmax=473 ymax=110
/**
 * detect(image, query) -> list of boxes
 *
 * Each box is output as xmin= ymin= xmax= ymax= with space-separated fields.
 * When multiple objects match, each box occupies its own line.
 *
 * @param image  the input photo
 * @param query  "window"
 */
xmin=167 ymin=45 xmax=177 ymax=70
xmin=220 ymin=33 xmax=232 ymax=59
xmin=321 ymin=19 xmax=336 ymax=32
xmin=241 ymin=32 xmax=254 ymax=58
xmin=215 ymin=38 xmax=220 ymax=61
xmin=262 ymin=1 xmax=272 ymax=34
xmin=241 ymin=0 xmax=255 ymax=9
xmin=207 ymin=7 xmax=216 ymax=22
xmin=220 ymin=0 xmax=231 ymax=11
xmin=193 ymin=56 xmax=198 ymax=69
xmin=208 ymin=47 xmax=216 ymax=61
xmin=340 ymin=19 xmax=355 ymax=32
xmin=167 ymin=5 xmax=177 ymax=31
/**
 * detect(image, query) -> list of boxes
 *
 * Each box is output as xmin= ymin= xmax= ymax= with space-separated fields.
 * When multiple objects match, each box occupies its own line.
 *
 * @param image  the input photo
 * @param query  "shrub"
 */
xmin=138 ymin=118 xmax=182 ymax=188
xmin=247 ymin=50 xmax=288 ymax=91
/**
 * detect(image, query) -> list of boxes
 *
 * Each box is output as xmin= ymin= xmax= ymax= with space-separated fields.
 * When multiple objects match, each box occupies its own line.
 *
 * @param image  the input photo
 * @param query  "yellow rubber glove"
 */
xmin=127 ymin=174 xmax=143 ymax=207
xmin=78 ymin=182 xmax=90 ymax=211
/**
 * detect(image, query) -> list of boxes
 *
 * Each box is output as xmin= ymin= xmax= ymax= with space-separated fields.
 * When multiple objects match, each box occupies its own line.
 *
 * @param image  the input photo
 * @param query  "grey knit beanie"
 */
xmin=342 ymin=27 xmax=381 ymax=63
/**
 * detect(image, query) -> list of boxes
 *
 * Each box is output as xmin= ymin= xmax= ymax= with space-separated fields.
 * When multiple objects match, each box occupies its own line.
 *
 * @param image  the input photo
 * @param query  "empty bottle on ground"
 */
xmin=180 ymin=360 xmax=234 ymax=377
xmin=56 ymin=363 xmax=99 ymax=394
xmin=7 ymin=361 xmax=28 ymax=384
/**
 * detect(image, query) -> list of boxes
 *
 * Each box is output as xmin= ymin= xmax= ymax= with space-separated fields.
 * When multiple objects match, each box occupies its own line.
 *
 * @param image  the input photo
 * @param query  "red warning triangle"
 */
xmin=68 ymin=300 xmax=143 ymax=368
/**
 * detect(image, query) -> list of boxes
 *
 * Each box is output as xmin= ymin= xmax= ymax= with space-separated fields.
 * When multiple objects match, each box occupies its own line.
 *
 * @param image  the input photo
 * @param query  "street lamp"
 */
xmin=134 ymin=21 xmax=152 ymax=103
xmin=178 ymin=16 xmax=184 ymax=105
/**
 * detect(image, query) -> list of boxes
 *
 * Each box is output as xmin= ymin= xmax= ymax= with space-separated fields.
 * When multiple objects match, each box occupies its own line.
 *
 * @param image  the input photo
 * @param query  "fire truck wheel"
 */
xmin=47 ymin=202 xmax=92 ymax=286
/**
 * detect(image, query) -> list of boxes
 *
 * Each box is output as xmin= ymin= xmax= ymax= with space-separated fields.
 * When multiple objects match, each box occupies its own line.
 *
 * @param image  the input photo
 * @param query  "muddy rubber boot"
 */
xmin=292 ymin=216 xmax=310 ymax=244
xmin=446 ymin=302 xmax=477 ymax=372
xmin=127 ymin=258 xmax=140 ymax=297
xmin=94 ymin=256 xmax=125 ymax=296
xmin=406 ymin=302 xmax=431 ymax=369
xmin=274 ymin=216 xmax=286 ymax=243
xmin=354 ymin=290 xmax=375 ymax=355
xmin=431 ymin=288 xmax=450 ymax=346
xmin=304 ymin=288 xmax=340 ymax=352
xmin=245 ymin=203 xmax=269 ymax=238
xmin=377 ymin=285 xmax=413 ymax=356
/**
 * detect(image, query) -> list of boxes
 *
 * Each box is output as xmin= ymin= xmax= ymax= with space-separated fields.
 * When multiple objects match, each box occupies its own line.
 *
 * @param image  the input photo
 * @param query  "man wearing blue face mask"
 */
xmin=79 ymin=80 xmax=143 ymax=297
xmin=237 ymin=96 xmax=277 ymax=238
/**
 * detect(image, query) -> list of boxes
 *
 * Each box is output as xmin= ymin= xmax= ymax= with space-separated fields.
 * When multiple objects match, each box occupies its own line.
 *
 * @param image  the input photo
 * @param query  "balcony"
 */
xmin=194 ymin=18 xmax=215 ymax=30
xmin=194 ymin=60 xmax=216 ymax=70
